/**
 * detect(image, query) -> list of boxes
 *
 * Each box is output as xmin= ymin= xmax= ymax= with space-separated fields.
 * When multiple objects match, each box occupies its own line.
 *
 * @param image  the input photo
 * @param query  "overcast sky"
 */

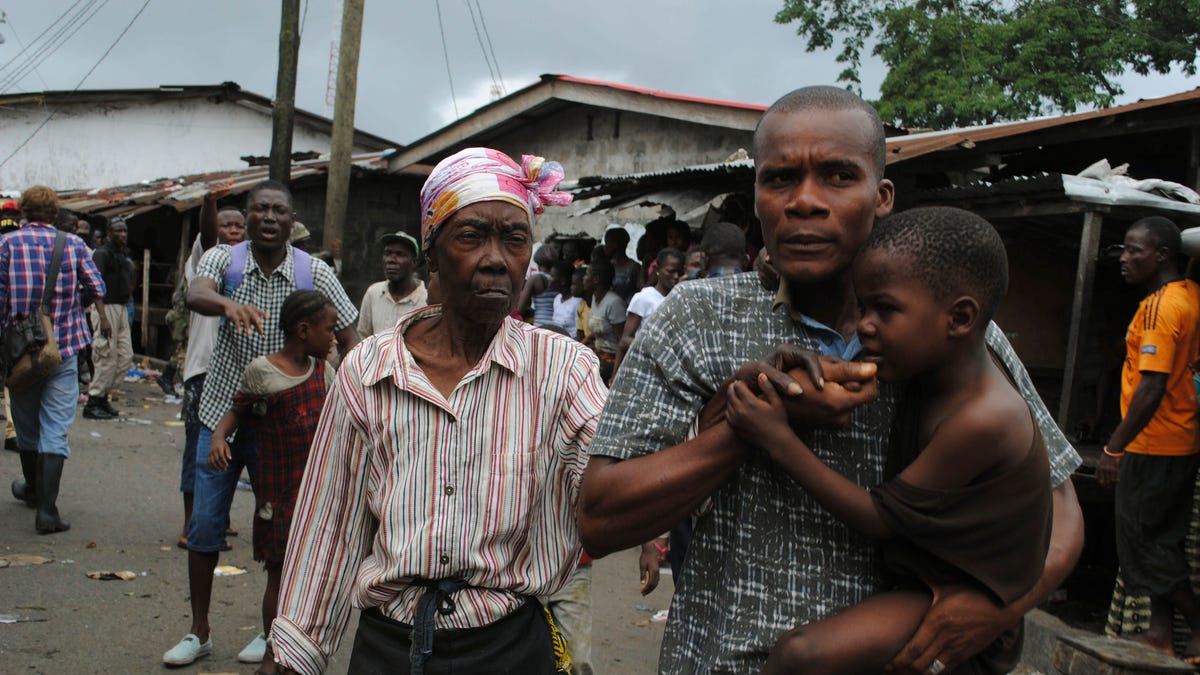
xmin=3 ymin=0 xmax=1197 ymax=145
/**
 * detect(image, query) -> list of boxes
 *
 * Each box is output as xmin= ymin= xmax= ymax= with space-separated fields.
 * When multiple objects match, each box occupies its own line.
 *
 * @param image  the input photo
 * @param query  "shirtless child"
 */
xmin=726 ymin=206 xmax=1054 ymax=674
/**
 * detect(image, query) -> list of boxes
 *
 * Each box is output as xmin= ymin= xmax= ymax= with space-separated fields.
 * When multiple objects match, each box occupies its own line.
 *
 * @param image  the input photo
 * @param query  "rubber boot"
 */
xmin=10 ymin=450 xmax=36 ymax=506
xmin=83 ymin=396 xmax=114 ymax=420
xmin=35 ymin=454 xmax=70 ymax=534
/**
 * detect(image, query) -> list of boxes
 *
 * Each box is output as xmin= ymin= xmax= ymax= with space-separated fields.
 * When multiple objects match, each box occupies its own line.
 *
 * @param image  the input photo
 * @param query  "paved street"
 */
xmin=0 ymin=378 xmax=667 ymax=674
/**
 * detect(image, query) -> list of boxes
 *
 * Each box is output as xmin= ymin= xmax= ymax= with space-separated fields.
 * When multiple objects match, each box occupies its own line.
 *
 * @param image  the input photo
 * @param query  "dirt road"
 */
xmin=0 ymin=379 xmax=668 ymax=674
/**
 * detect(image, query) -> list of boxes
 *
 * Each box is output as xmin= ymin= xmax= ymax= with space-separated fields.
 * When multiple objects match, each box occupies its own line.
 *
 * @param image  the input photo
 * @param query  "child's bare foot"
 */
xmin=1132 ymin=631 xmax=1176 ymax=658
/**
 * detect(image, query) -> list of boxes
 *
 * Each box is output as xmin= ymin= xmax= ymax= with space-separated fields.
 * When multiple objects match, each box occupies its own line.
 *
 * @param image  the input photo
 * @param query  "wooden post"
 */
xmin=1058 ymin=210 xmax=1104 ymax=427
xmin=269 ymin=0 xmax=302 ymax=185
xmin=175 ymin=211 xmax=193 ymax=287
xmin=141 ymin=248 xmax=151 ymax=349
xmin=322 ymin=0 xmax=365 ymax=266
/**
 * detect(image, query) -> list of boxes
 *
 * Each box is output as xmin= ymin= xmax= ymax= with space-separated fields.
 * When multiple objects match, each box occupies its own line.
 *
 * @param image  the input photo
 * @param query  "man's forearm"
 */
xmin=1108 ymin=375 xmax=1167 ymax=452
xmin=186 ymin=283 xmax=231 ymax=317
xmin=1006 ymin=479 xmax=1084 ymax=618
xmin=577 ymin=422 xmax=749 ymax=557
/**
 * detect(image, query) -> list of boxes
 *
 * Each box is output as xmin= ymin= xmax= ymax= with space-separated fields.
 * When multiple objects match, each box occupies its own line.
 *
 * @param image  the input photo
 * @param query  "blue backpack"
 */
xmin=221 ymin=241 xmax=314 ymax=296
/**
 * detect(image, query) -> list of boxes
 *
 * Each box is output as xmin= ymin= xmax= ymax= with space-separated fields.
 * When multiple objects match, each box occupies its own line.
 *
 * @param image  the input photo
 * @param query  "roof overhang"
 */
xmin=386 ymin=75 xmax=767 ymax=171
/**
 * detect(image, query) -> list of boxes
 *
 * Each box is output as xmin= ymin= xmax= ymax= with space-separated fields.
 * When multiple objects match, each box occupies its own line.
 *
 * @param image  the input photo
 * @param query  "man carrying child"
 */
xmin=577 ymin=86 xmax=1085 ymax=673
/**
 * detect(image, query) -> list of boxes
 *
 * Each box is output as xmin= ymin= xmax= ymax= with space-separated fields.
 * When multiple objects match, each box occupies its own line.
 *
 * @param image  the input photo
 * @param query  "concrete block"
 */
xmin=1052 ymin=634 xmax=1194 ymax=674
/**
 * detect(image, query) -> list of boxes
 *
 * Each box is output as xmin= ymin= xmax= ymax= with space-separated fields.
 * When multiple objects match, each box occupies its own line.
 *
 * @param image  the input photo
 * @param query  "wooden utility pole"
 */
xmin=269 ymin=0 xmax=302 ymax=185
xmin=322 ymin=0 xmax=365 ymax=265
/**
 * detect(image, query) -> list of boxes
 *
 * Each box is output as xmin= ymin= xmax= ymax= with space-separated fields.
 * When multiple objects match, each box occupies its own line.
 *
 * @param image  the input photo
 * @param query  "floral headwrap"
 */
xmin=420 ymin=147 xmax=573 ymax=251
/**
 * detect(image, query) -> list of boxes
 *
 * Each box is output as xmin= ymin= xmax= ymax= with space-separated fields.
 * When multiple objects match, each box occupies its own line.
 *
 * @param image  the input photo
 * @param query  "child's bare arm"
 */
xmin=727 ymin=374 xmax=893 ymax=540
xmin=207 ymin=404 xmax=248 ymax=472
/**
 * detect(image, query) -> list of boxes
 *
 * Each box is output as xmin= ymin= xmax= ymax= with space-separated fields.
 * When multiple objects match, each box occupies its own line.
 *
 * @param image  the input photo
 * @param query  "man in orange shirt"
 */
xmin=1098 ymin=215 xmax=1200 ymax=659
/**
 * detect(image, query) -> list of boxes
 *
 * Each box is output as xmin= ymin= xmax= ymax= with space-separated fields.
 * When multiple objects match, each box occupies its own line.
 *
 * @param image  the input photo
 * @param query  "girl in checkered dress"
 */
xmin=207 ymin=289 xmax=336 ymax=675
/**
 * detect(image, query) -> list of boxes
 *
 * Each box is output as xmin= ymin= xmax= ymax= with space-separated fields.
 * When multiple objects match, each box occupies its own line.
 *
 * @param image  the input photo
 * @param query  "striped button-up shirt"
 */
xmin=195 ymin=244 xmax=357 ymax=430
xmin=0 ymin=223 xmax=104 ymax=359
xmin=591 ymin=274 xmax=1082 ymax=674
xmin=272 ymin=306 xmax=606 ymax=675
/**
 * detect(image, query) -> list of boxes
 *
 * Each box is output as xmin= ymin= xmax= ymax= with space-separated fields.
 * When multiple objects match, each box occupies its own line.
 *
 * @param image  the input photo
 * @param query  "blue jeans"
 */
xmin=179 ymin=375 xmax=205 ymax=494
xmin=10 ymin=354 xmax=78 ymax=457
xmin=188 ymin=425 xmax=256 ymax=553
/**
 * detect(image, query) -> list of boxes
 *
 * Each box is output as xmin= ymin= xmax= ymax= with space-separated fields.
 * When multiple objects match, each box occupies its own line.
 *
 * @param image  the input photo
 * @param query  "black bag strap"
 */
xmin=41 ymin=231 xmax=67 ymax=314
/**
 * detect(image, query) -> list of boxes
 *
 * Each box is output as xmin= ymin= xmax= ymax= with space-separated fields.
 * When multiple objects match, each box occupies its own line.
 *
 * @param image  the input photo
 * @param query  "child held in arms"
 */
xmin=726 ymin=206 xmax=1054 ymax=675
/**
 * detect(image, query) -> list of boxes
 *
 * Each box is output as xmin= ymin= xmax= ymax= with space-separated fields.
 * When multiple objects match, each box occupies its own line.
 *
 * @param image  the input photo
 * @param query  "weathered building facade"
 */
xmin=0 ymin=83 xmax=398 ymax=190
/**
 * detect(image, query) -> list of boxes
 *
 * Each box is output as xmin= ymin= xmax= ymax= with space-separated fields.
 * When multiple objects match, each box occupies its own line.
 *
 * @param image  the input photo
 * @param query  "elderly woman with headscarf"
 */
xmin=270 ymin=148 xmax=606 ymax=675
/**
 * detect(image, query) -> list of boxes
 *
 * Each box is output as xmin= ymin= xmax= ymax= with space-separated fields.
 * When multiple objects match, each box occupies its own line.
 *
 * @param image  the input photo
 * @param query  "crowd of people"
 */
xmin=2 ymin=83 xmax=1199 ymax=675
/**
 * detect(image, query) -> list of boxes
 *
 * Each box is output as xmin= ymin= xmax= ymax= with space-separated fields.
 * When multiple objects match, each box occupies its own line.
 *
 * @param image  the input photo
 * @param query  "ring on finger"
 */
xmin=927 ymin=658 xmax=946 ymax=675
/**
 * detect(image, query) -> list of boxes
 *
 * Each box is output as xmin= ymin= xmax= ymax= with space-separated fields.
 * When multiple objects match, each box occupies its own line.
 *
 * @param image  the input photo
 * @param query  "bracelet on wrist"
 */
xmin=1103 ymin=446 xmax=1125 ymax=457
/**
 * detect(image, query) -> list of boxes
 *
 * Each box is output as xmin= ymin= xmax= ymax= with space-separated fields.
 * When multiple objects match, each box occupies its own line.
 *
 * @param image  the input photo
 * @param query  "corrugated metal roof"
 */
xmin=57 ymin=151 xmax=429 ymax=219
xmin=913 ymin=173 xmax=1200 ymax=219
xmin=885 ymin=88 xmax=1200 ymax=164
xmin=0 ymin=83 xmax=404 ymax=151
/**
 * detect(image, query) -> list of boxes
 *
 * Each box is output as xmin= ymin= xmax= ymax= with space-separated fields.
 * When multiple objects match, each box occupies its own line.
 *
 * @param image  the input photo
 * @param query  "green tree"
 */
xmin=775 ymin=0 xmax=1200 ymax=128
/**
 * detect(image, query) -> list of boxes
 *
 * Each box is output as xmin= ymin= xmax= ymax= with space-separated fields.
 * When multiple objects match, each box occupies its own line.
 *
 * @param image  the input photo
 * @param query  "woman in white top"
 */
xmin=613 ymin=247 xmax=685 ymax=378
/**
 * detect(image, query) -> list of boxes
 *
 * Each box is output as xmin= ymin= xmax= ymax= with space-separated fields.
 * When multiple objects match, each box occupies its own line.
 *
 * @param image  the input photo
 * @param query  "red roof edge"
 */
xmin=543 ymin=74 xmax=768 ymax=112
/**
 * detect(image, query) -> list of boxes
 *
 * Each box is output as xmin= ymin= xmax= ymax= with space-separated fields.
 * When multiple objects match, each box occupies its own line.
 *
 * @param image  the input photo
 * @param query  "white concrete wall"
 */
xmin=0 ymin=97 xmax=374 ymax=191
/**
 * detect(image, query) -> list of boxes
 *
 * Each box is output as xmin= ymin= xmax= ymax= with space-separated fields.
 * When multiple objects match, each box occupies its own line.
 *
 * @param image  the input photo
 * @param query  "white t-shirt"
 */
xmin=183 ymin=235 xmax=221 ymax=382
xmin=626 ymin=286 xmax=665 ymax=320
xmin=552 ymin=294 xmax=584 ymax=338
xmin=588 ymin=291 xmax=627 ymax=354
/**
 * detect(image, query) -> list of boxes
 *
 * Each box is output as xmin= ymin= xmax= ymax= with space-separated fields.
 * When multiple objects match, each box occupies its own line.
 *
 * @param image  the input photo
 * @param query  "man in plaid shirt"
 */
xmin=1 ymin=185 xmax=106 ymax=534
xmin=578 ymin=87 xmax=1085 ymax=674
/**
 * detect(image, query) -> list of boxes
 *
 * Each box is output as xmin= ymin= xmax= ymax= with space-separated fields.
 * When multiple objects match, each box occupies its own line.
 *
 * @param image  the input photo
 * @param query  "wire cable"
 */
xmin=0 ymin=0 xmax=98 ymax=88
xmin=474 ymin=0 xmax=504 ymax=95
xmin=0 ymin=12 xmax=50 ymax=89
xmin=434 ymin=0 xmax=459 ymax=117
xmin=464 ymin=0 xmax=498 ymax=93
xmin=0 ymin=0 xmax=108 ymax=94
xmin=0 ymin=0 xmax=153 ymax=170
xmin=0 ymin=0 xmax=86 ymax=74
xmin=1 ymin=0 xmax=107 ymax=93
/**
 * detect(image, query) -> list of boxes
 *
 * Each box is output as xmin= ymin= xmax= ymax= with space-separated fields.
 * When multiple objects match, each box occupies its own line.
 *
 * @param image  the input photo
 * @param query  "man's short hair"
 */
xmin=699 ymin=222 xmax=746 ymax=263
xmin=656 ymin=246 xmax=685 ymax=269
xmin=54 ymin=207 xmax=78 ymax=233
xmin=864 ymin=206 xmax=1009 ymax=320
xmin=1129 ymin=215 xmax=1181 ymax=256
xmin=217 ymin=204 xmax=244 ymax=216
xmin=245 ymin=179 xmax=293 ymax=208
xmin=754 ymin=85 xmax=887 ymax=178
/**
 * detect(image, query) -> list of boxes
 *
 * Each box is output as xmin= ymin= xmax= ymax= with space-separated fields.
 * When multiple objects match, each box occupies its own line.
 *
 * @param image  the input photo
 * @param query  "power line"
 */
xmin=0 ymin=0 xmax=86 ymax=74
xmin=474 ymin=0 xmax=504 ymax=95
xmin=0 ymin=0 xmax=110 ymax=94
xmin=1 ymin=0 xmax=109 ymax=94
xmin=434 ymin=0 xmax=459 ymax=118
xmin=1 ymin=0 xmax=106 ymax=93
xmin=0 ymin=0 xmax=153 ymax=170
xmin=464 ymin=0 xmax=498 ymax=94
xmin=0 ymin=12 xmax=50 ymax=89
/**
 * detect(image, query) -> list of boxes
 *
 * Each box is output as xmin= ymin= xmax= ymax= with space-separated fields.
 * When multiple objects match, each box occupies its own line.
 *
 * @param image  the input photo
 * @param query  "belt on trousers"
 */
xmin=409 ymin=577 xmax=469 ymax=675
